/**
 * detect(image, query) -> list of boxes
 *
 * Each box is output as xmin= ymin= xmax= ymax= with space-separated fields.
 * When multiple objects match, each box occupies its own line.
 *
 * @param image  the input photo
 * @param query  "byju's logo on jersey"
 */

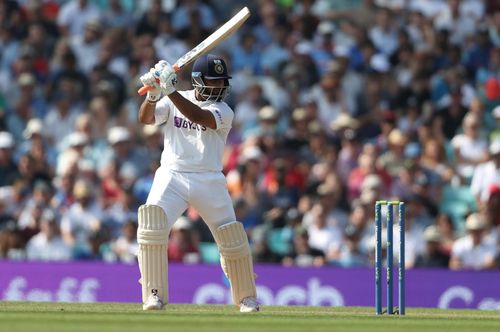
xmin=174 ymin=116 xmax=207 ymax=131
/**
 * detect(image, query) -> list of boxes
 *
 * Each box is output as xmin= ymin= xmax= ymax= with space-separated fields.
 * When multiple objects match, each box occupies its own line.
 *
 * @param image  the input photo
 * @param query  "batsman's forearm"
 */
xmin=168 ymin=92 xmax=216 ymax=129
xmin=139 ymin=100 xmax=156 ymax=124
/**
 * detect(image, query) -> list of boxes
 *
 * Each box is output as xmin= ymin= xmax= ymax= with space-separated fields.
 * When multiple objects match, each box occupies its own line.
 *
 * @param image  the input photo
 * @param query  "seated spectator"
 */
xmin=435 ymin=213 xmax=458 ymax=256
xmin=168 ymin=217 xmax=200 ymax=264
xmin=26 ymin=209 xmax=71 ymax=261
xmin=282 ymin=227 xmax=326 ymax=267
xmin=0 ymin=221 xmax=26 ymax=260
xmin=414 ymin=225 xmax=450 ymax=268
xmin=333 ymin=224 xmax=370 ymax=267
xmin=470 ymin=139 xmax=500 ymax=209
xmin=348 ymin=143 xmax=391 ymax=201
xmin=449 ymin=213 xmax=497 ymax=270
xmin=60 ymin=179 xmax=102 ymax=247
xmin=111 ymin=220 xmax=138 ymax=264
xmin=451 ymin=112 xmax=489 ymax=182
xmin=0 ymin=132 xmax=20 ymax=187
xmin=377 ymin=129 xmax=407 ymax=178
xmin=420 ymin=138 xmax=455 ymax=183
xmin=305 ymin=202 xmax=343 ymax=260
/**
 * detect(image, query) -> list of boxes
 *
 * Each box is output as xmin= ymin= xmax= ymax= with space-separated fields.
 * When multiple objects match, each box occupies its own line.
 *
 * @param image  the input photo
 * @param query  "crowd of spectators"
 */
xmin=0 ymin=0 xmax=499 ymax=270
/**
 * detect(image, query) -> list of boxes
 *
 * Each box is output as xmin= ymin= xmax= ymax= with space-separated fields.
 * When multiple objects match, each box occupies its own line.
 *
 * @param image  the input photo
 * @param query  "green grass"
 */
xmin=1 ymin=302 xmax=499 ymax=332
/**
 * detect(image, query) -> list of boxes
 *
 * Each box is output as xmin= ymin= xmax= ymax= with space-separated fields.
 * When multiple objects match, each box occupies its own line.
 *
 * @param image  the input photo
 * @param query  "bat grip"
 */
xmin=137 ymin=64 xmax=180 ymax=96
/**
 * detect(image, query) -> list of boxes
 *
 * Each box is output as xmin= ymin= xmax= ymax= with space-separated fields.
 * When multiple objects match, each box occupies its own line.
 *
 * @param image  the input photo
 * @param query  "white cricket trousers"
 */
xmin=146 ymin=167 xmax=236 ymax=233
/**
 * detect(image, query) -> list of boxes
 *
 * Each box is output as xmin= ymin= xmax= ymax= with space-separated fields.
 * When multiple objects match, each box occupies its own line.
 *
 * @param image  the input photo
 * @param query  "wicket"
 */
xmin=375 ymin=200 xmax=405 ymax=315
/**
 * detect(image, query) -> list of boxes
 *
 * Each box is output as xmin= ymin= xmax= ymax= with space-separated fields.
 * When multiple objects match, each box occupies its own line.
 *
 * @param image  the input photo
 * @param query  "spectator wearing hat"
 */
xmin=55 ymin=132 xmax=89 ymax=176
xmin=0 ymin=132 xmax=20 ymax=187
xmin=98 ymin=126 xmax=148 ymax=176
xmin=168 ymin=216 xmax=200 ymax=264
xmin=226 ymin=144 xmax=264 ymax=196
xmin=470 ymin=139 xmax=500 ymax=208
xmin=377 ymin=129 xmax=408 ymax=178
xmin=244 ymin=105 xmax=280 ymax=139
xmin=15 ymin=73 xmax=47 ymax=119
xmin=26 ymin=209 xmax=71 ymax=261
xmin=336 ymin=126 xmax=362 ymax=185
xmin=142 ymin=124 xmax=163 ymax=162
xmin=414 ymin=225 xmax=450 ymax=268
xmin=60 ymin=179 xmax=103 ymax=248
xmin=450 ymin=213 xmax=497 ymax=270
xmin=17 ymin=118 xmax=55 ymax=168
xmin=283 ymin=107 xmax=311 ymax=151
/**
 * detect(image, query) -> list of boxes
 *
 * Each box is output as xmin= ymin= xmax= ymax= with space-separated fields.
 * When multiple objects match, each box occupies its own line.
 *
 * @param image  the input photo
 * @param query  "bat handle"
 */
xmin=137 ymin=64 xmax=181 ymax=96
xmin=138 ymin=85 xmax=153 ymax=96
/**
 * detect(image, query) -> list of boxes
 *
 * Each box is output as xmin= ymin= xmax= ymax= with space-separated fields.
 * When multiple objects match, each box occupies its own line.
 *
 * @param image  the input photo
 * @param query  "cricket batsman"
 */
xmin=136 ymin=55 xmax=259 ymax=312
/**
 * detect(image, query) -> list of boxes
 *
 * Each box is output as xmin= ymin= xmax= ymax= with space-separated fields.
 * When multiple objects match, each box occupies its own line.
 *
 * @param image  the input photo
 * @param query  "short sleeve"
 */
xmin=206 ymin=103 xmax=234 ymax=130
xmin=154 ymin=96 xmax=172 ymax=126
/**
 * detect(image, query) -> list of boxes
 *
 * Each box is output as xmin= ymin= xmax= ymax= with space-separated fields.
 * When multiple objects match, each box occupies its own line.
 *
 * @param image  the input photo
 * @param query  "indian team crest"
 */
xmin=213 ymin=60 xmax=224 ymax=74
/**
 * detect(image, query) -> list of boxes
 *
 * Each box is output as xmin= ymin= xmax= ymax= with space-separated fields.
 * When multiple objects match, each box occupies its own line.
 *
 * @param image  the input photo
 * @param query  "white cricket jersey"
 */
xmin=154 ymin=90 xmax=233 ymax=172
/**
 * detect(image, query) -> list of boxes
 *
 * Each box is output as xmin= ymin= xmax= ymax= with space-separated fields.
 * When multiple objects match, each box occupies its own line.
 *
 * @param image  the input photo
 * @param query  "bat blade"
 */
xmin=138 ymin=7 xmax=250 ymax=96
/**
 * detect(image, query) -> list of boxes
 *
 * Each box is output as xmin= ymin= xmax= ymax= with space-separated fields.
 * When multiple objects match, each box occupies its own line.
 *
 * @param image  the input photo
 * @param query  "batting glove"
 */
xmin=139 ymin=60 xmax=168 ymax=102
xmin=159 ymin=64 xmax=177 ymax=96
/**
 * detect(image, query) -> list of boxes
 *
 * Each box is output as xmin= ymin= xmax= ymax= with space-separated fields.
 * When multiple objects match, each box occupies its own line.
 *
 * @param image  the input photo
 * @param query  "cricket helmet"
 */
xmin=191 ymin=54 xmax=231 ymax=102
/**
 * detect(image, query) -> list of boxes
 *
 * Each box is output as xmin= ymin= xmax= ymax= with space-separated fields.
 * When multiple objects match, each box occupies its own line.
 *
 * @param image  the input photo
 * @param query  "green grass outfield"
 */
xmin=1 ymin=302 xmax=499 ymax=332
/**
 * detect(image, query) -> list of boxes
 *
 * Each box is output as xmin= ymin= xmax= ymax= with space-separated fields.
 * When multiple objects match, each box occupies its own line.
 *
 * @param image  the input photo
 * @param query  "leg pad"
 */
xmin=137 ymin=205 xmax=169 ymax=304
xmin=213 ymin=221 xmax=257 ymax=305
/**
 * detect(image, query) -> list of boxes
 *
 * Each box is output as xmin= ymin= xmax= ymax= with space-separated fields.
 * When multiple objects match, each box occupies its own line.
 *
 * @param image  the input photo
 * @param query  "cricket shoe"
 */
xmin=240 ymin=297 xmax=260 ymax=313
xmin=143 ymin=289 xmax=164 ymax=310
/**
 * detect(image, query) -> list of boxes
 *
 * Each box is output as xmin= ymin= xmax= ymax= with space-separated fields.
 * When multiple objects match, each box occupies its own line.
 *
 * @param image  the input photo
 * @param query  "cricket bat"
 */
xmin=138 ymin=6 xmax=251 ymax=95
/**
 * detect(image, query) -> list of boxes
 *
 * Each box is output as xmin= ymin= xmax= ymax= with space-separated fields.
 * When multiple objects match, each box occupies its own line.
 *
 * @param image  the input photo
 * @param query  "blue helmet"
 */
xmin=191 ymin=54 xmax=231 ymax=102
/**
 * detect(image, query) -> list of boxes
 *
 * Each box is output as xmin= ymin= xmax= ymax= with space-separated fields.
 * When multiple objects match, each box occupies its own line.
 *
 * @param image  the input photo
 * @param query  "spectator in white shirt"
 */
xmin=451 ymin=112 xmax=489 ymax=181
xmin=111 ymin=220 xmax=138 ymax=264
xmin=471 ymin=139 xmax=500 ymax=208
xmin=57 ymin=0 xmax=101 ymax=37
xmin=26 ymin=209 xmax=72 ymax=261
xmin=368 ymin=7 xmax=399 ymax=56
xmin=450 ymin=213 xmax=497 ymax=270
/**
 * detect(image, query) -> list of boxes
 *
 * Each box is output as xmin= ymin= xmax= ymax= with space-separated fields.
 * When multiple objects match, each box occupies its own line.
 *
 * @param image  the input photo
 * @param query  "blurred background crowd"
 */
xmin=0 ymin=0 xmax=499 ymax=270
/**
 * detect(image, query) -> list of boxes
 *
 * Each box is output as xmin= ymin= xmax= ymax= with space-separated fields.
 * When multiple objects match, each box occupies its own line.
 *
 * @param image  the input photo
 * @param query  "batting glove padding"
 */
xmin=140 ymin=61 xmax=168 ymax=102
xmin=159 ymin=64 xmax=178 ymax=96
